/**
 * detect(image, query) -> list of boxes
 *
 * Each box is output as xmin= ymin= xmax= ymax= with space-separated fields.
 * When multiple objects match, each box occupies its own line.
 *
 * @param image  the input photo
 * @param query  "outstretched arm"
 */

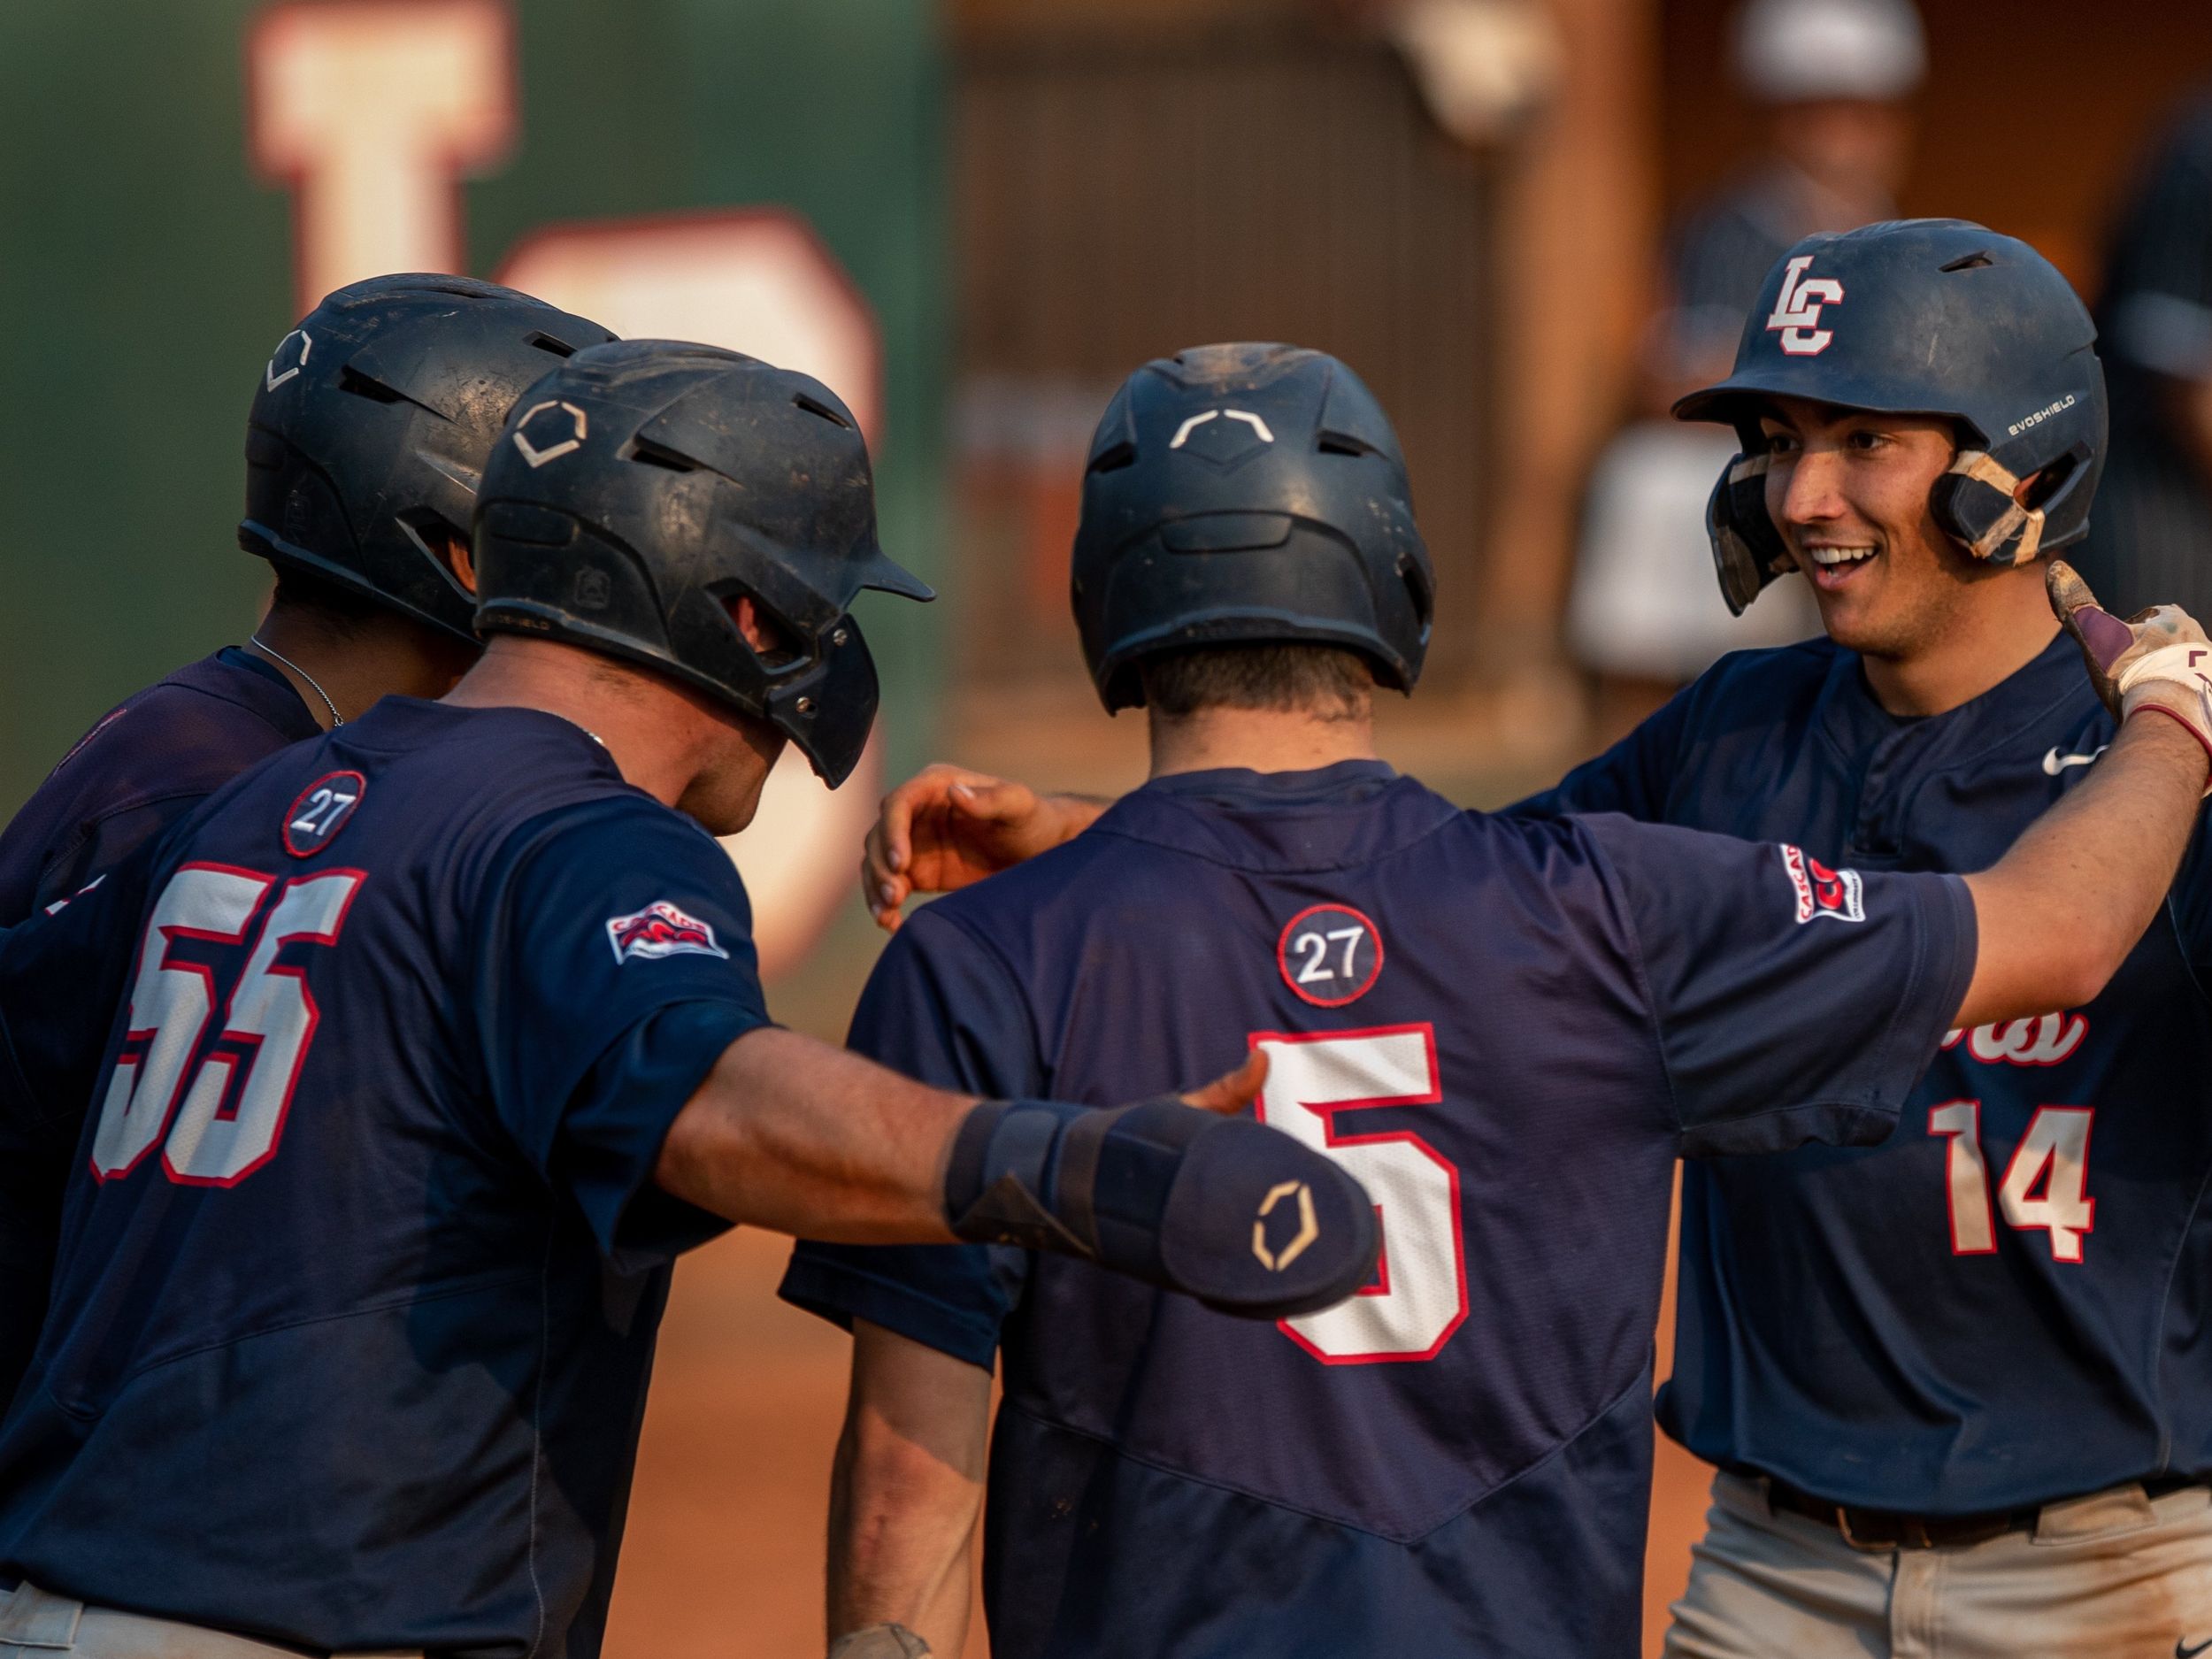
xmin=1956 ymin=561 xmax=2212 ymax=1029
xmin=861 ymin=764 xmax=1108 ymax=932
xmin=656 ymin=1031 xmax=1259 ymax=1241
xmin=1959 ymin=714 xmax=2207 ymax=1025
xmin=653 ymin=1036 xmax=1379 ymax=1320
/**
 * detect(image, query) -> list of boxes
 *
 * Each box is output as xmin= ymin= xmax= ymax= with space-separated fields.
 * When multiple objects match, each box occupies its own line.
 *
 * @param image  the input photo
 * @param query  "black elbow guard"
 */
xmin=943 ymin=1097 xmax=1379 ymax=1319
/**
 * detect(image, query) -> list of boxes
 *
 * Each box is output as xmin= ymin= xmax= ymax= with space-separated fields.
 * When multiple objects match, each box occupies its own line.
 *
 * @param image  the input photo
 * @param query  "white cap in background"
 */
xmin=1734 ymin=0 xmax=1926 ymax=104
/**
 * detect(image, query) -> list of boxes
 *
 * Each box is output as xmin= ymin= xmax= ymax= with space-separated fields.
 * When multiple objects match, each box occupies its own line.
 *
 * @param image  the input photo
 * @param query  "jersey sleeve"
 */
xmin=473 ymin=800 xmax=772 ymax=1271
xmin=1508 ymin=684 xmax=1693 ymax=823
xmin=2168 ymin=806 xmax=2212 ymax=977
xmin=0 ymin=844 xmax=159 ymax=1402
xmin=28 ymin=798 xmax=196 ymax=918
xmin=1580 ymin=815 xmax=1978 ymax=1157
xmin=777 ymin=905 xmax=1038 ymax=1371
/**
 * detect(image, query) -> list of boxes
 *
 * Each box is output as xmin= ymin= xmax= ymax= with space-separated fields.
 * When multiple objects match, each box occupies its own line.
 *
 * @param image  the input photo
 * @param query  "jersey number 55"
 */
xmin=91 ymin=863 xmax=365 ymax=1188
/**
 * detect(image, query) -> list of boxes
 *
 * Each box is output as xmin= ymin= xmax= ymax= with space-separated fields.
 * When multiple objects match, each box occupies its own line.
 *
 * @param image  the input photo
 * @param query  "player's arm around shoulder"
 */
xmin=860 ymin=762 xmax=1109 ymax=933
xmin=1957 ymin=564 xmax=2212 ymax=1029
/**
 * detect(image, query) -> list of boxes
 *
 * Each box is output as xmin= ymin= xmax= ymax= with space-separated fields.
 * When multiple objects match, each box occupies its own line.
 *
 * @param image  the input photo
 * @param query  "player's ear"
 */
xmin=445 ymin=530 xmax=478 ymax=595
xmin=722 ymin=592 xmax=796 ymax=664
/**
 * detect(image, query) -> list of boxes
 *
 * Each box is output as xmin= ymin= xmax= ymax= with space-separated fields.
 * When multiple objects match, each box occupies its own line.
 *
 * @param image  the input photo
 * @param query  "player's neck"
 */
xmin=250 ymin=603 xmax=475 ymax=730
xmin=1146 ymin=701 xmax=1379 ymax=780
xmin=1856 ymin=580 xmax=2062 ymax=720
xmin=442 ymin=635 xmax=748 ymax=810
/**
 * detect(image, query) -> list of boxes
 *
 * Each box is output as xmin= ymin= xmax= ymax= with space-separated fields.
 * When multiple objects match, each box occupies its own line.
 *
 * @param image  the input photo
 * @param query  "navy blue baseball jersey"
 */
xmin=1517 ymin=628 xmax=2212 ymax=1514
xmin=0 ymin=695 xmax=767 ymax=1656
xmin=0 ymin=647 xmax=317 ymax=1417
xmin=0 ymin=648 xmax=318 ymax=926
xmin=780 ymin=761 xmax=1973 ymax=1658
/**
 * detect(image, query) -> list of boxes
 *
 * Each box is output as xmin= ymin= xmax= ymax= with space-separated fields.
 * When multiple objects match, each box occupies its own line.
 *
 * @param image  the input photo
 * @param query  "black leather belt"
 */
xmin=1765 ymin=1474 xmax=2200 ymax=1552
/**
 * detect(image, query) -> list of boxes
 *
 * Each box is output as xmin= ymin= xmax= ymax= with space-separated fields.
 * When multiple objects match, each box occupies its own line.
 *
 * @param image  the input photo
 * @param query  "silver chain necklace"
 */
xmin=249 ymin=635 xmax=342 ymax=727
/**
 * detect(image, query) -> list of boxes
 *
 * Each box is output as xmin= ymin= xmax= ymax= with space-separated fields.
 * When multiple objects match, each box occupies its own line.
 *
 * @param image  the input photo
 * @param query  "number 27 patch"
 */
xmin=1277 ymin=903 xmax=1385 ymax=1007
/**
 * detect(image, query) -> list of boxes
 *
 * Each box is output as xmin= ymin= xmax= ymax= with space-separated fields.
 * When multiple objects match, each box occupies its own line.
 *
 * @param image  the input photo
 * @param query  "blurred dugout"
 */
xmin=2085 ymin=87 xmax=2212 ymax=621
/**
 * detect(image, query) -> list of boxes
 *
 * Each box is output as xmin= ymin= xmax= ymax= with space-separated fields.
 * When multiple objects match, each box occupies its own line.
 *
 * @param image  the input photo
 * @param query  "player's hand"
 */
xmin=861 ymin=764 xmax=1102 ymax=933
xmin=2048 ymin=559 xmax=2212 ymax=786
xmin=1177 ymin=1048 xmax=1269 ymax=1117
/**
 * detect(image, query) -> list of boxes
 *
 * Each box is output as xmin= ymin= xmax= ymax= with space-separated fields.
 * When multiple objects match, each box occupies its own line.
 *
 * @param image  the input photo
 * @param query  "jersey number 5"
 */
xmin=1252 ymin=1025 xmax=1468 ymax=1363
xmin=92 ymin=863 xmax=364 ymax=1187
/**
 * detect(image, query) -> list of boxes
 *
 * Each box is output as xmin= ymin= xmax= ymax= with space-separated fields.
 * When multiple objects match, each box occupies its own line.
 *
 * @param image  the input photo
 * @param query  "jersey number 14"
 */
xmin=1927 ymin=1099 xmax=2095 ymax=1263
xmin=91 ymin=863 xmax=364 ymax=1187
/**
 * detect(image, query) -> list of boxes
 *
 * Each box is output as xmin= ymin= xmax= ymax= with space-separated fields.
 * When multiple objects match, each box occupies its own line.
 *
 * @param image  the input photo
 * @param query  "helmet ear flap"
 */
xmin=1931 ymin=450 xmax=2046 ymax=567
xmin=1707 ymin=453 xmax=1793 ymax=616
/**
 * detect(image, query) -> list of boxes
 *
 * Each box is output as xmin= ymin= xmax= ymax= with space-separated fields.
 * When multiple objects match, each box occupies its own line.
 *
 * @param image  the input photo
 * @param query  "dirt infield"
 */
xmin=603 ymin=1214 xmax=1713 ymax=1659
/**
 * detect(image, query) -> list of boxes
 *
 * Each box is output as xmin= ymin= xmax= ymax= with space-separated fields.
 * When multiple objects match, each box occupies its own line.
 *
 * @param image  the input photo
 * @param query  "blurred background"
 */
xmin=7 ymin=0 xmax=2212 ymax=1652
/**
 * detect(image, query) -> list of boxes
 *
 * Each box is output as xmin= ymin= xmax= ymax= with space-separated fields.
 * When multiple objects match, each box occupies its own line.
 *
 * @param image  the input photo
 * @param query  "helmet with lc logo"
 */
xmin=1675 ymin=219 xmax=2108 ymax=614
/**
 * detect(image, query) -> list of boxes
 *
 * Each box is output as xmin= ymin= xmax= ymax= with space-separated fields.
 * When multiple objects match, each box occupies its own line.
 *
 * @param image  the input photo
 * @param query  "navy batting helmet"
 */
xmin=472 ymin=341 xmax=933 ymax=787
xmin=242 ymin=274 xmax=616 ymax=642
xmin=1676 ymin=219 xmax=2108 ymax=615
xmin=1071 ymin=343 xmax=1432 ymax=711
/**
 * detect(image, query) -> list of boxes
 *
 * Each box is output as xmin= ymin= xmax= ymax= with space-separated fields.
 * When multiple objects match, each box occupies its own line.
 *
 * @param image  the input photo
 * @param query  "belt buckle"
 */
xmin=1833 ymin=1507 xmax=1915 ymax=1552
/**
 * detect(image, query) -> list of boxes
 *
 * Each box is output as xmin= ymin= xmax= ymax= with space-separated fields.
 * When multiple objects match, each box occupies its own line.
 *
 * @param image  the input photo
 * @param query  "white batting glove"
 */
xmin=2048 ymin=558 xmax=2212 ymax=789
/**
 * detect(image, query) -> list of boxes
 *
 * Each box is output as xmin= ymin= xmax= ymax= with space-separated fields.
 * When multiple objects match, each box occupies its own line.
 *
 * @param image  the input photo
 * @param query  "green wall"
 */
xmin=0 ymin=0 xmax=946 ymax=810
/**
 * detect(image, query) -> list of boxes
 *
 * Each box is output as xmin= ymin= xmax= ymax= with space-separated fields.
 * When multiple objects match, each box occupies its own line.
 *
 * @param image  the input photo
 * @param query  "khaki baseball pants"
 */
xmin=0 ymin=1581 xmax=419 ymax=1659
xmin=1666 ymin=1471 xmax=2212 ymax=1659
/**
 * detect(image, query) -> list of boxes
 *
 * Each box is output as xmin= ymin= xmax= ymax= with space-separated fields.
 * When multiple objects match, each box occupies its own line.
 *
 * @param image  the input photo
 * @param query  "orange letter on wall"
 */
xmin=248 ymin=0 xmax=514 ymax=314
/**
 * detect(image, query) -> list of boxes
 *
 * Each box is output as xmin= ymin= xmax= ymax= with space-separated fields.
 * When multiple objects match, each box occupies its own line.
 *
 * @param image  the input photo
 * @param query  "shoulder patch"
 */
xmin=1277 ymin=902 xmax=1385 ymax=1006
xmin=1780 ymin=843 xmax=1864 ymax=924
xmin=607 ymin=899 xmax=730 ymax=964
xmin=282 ymin=770 xmax=366 ymax=858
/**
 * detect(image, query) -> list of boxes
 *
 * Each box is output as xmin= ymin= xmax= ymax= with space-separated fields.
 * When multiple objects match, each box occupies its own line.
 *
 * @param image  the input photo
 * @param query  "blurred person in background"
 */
xmin=1567 ymin=0 xmax=1923 ymax=736
xmin=2084 ymin=87 xmax=2212 ymax=618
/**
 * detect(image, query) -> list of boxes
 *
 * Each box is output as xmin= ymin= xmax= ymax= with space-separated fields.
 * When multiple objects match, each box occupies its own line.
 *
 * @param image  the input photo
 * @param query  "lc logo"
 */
xmin=1766 ymin=255 xmax=1845 ymax=357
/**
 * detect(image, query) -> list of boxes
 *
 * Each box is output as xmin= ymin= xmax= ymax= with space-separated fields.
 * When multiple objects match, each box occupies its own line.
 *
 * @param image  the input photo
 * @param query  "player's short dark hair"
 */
xmin=268 ymin=566 xmax=385 ymax=641
xmin=1136 ymin=643 xmax=1375 ymax=718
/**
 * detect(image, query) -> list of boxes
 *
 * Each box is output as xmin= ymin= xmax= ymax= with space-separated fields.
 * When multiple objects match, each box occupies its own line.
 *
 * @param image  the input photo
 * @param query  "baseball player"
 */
xmin=0 ymin=274 xmax=613 ymax=926
xmin=859 ymin=224 xmax=2212 ymax=1656
xmin=0 ymin=274 xmax=615 ymax=1417
xmin=0 ymin=341 xmax=1382 ymax=1659
xmin=785 ymin=340 xmax=2212 ymax=1658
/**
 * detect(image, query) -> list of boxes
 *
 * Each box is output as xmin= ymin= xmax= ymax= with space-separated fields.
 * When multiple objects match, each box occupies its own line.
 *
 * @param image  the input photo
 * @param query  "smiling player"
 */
xmin=793 ymin=328 xmax=2212 ymax=1659
xmin=856 ymin=223 xmax=2212 ymax=1656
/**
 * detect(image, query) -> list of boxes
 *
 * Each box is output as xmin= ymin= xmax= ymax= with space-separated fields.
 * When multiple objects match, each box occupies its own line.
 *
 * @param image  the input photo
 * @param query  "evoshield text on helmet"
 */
xmin=472 ymin=341 xmax=933 ymax=787
xmin=1071 ymin=343 xmax=1433 ymax=711
xmin=242 ymin=274 xmax=616 ymax=642
xmin=1675 ymin=219 xmax=2108 ymax=615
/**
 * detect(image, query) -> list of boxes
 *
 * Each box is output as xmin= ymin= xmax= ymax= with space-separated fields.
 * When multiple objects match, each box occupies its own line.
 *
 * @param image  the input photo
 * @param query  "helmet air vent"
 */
xmin=1939 ymin=251 xmax=1994 ymax=273
xmin=338 ymin=366 xmax=405 ymax=404
xmin=793 ymin=392 xmax=852 ymax=429
xmin=624 ymin=436 xmax=700 ymax=473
